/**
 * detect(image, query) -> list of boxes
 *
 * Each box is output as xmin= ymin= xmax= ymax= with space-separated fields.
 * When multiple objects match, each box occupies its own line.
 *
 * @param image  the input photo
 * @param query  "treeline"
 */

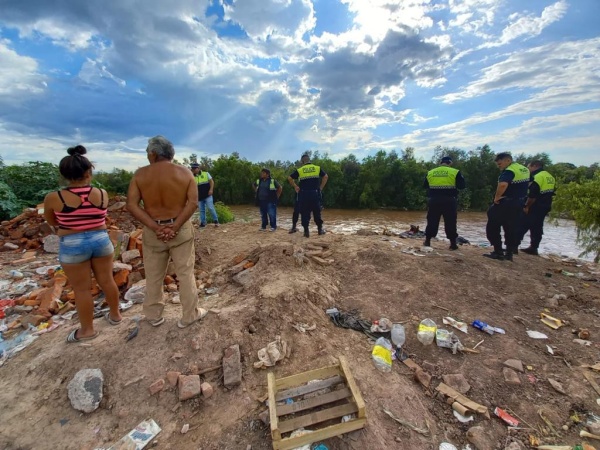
xmin=1 ymin=146 xmax=598 ymax=221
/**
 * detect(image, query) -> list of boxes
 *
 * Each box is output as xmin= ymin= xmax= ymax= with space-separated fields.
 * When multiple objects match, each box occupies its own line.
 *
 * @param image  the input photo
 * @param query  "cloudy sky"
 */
xmin=0 ymin=0 xmax=598 ymax=172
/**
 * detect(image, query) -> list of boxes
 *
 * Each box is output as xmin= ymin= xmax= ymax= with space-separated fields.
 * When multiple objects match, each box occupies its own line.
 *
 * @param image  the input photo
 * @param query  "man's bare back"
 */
xmin=132 ymin=161 xmax=195 ymax=219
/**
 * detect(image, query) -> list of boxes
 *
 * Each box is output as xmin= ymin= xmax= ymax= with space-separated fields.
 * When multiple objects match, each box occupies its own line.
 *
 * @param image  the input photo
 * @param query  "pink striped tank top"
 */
xmin=54 ymin=186 xmax=108 ymax=231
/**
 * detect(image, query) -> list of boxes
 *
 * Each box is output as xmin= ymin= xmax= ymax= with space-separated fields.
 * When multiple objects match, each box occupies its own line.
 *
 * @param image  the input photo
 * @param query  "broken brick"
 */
xmin=178 ymin=375 xmax=201 ymax=401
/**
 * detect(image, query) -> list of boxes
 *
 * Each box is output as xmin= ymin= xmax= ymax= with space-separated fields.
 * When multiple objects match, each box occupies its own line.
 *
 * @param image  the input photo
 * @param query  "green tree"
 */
xmin=0 ymin=161 xmax=60 ymax=206
xmin=552 ymin=173 xmax=600 ymax=262
xmin=94 ymin=168 xmax=133 ymax=195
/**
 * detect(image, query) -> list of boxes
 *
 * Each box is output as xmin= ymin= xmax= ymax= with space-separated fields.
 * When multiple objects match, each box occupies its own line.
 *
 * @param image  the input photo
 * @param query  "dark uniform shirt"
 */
xmin=290 ymin=165 xmax=327 ymax=190
xmin=255 ymin=178 xmax=281 ymax=201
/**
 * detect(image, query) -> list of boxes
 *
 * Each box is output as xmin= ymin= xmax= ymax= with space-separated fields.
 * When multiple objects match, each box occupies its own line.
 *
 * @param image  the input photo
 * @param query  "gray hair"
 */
xmin=146 ymin=135 xmax=175 ymax=160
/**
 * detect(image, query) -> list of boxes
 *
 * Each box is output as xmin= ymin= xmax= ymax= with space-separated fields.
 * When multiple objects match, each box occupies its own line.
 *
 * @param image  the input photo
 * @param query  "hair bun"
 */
xmin=67 ymin=145 xmax=87 ymax=156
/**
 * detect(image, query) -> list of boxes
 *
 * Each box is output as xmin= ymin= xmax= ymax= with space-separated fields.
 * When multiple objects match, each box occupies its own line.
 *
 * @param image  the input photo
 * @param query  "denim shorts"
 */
xmin=59 ymin=230 xmax=114 ymax=264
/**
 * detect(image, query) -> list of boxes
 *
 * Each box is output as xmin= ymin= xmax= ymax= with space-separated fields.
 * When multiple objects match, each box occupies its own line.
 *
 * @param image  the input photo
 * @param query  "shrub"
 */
xmin=206 ymin=201 xmax=235 ymax=224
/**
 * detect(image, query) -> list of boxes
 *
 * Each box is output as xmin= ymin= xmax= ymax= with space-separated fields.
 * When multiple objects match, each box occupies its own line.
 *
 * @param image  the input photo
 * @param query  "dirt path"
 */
xmin=1 ymin=220 xmax=599 ymax=450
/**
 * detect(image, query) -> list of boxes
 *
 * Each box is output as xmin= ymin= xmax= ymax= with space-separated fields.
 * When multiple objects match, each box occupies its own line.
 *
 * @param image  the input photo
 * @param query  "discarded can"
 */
xmin=494 ymin=407 xmax=519 ymax=426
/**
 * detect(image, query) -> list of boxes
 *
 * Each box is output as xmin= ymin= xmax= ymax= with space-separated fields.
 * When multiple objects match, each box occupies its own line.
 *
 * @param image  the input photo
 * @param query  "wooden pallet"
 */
xmin=267 ymin=356 xmax=366 ymax=450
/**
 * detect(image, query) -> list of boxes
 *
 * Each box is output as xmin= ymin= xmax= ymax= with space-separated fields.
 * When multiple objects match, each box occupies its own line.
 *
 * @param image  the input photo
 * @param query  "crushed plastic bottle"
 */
xmin=9 ymin=270 xmax=23 ymax=279
xmin=371 ymin=337 xmax=393 ymax=372
xmin=391 ymin=323 xmax=406 ymax=349
xmin=417 ymin=318 xmax=437 ymax=345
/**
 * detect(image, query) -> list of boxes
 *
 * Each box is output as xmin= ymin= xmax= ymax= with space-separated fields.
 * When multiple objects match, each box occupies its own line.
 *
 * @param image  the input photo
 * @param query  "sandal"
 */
xmin=148 ymin=317 xmax=165 ymax=327
xmin=66 ymin=329 xmax=99 ymax=343
xmin=177 ymin=308 xmax=208 ymax=329
xmin=104 ymin=312 xmax=122 ymax=326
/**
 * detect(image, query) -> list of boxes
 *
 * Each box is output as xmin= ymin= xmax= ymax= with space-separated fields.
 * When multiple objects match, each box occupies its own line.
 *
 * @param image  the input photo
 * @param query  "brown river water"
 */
xmin=228 ymin=205 xmax=590 ymax=261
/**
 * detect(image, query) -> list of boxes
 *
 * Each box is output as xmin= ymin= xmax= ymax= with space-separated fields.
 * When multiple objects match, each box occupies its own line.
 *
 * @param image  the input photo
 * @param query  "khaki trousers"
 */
xmin=142 ymin=221 xmax=199 ymax=324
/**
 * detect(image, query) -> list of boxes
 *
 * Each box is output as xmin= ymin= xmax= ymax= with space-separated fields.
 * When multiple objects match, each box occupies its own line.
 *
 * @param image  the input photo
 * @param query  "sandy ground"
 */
xmin=1 ymin=219 xmax=599 ymax=450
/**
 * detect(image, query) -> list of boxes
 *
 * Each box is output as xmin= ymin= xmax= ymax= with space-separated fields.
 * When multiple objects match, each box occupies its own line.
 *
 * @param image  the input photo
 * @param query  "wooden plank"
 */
xmin=278 ymin=403 xmax=358 ymax=434
xmin=277 ymin=388 xmax=351 ymax=416
xmin=338 ymin=356 xmax=366 ymax=419
xmin=275 ymin=375 xmax=343 ymax=401
xmin=275 ymin=365 xmax=341 ymax=390
xmin=582 ymin=370 xmax=600 ymax=396
xmin=273 ymin=418 xmax=366 ymax=450
xmin=267 ymin=372 xmax=281 ymax=441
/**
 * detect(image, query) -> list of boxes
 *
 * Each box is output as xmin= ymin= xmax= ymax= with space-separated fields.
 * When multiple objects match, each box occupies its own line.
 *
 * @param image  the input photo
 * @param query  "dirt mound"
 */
xmin=0 ymin=219 xmax=599 ymax=450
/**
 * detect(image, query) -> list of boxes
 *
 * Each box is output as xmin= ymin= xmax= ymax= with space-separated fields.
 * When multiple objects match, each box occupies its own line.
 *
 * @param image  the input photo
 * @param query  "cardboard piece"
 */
xmin=108 ymin=419 xmax=161 ymax=450
xmin=436 ymin=382 xmax=490 ymax=419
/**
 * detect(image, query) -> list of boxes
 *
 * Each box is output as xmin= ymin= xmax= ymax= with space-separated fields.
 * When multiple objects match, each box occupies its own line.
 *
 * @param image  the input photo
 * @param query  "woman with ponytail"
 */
xmin=43 ymin=145 xmax=122 ymax=342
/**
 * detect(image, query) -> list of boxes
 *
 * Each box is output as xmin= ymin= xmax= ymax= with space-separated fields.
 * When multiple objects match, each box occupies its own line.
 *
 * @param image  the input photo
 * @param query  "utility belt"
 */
xmin=153 ymin=217 xmax=177 ymax=225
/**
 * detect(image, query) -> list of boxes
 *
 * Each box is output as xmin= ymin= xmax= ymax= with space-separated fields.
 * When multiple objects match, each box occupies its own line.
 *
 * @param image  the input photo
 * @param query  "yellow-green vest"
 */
xmin=194 ymin=172 xmax=210 ymax=185
xmin=256 ymin=178 xmax=277 ymax=190
xmin=427 ymin=166 xmax=459 ymax=189
xmin=505 ymin=162 xmax=530 ymax=198
xmin=533 ymin=170 xmax=556 ymax=194
xmin=297 ymin=164 xmax=321 ymax=180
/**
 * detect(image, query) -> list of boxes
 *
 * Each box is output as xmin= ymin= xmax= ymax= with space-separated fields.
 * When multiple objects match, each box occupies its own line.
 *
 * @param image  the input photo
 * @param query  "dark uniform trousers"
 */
xmin=425 ymin=196 xmax=458 ymax=240
xmin=299 ymin=190 xmax=323 ymax=229
xmin=486 ymin=198 xmax=523 ymax=252
xmin=519 ymin=203 xmax=551 ymax=249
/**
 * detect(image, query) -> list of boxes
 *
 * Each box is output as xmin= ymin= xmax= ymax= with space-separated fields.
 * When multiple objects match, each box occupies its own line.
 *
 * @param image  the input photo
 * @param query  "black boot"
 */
xmin=303 ymin=228 xmax=310 ymax=238
xmin=318 ymin=227 xmax=326 ymax=235
xmin=504 ymin=251 xmax=513 ymax=262
xmin=449 ymin=239 xmax=458 ymax=250
xmin=288 ymin=227 xmax=298 ymax=234
xmin=522 ymin=247 xmax=539 ymax=255
xmin=423 ymin=238 xmax=431 ymax=247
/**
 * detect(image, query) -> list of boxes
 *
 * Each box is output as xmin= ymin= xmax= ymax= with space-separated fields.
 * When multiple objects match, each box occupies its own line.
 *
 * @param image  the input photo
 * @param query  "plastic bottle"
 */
xmin=391 ymin=323 xmax=406 ymax=349
xmin=9 ymin=270 xmax=23 ymax=279
xmin=472 ymin=320 xmax=495 ymax=335
xmin=371 ymin=337 xmax=393 ymax=372
xmin=417 ymin=318 xmax=437 ymax=345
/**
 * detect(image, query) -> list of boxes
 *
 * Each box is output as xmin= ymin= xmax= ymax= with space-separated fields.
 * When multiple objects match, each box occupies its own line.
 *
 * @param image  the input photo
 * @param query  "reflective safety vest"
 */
xmin=297 ymin=164 xmax=321 ymax=180
xmin=533 ymin=170 xmax=556 ymax=195
xmin=427 ymin=166 xmax=459 ymax=189
xmin=194 ymin=172 xmax=210 ymax=186
xmin=194 ymin=172 xmax=211 ymax=200
xmin=256 ymin=178 xmax=277 ymax=190
xmin=504 ymin=162 xmax=530 ymax=198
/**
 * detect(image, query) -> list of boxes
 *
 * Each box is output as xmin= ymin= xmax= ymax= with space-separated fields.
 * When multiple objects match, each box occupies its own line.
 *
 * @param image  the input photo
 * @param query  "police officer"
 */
xmin=484 ymin=153 xmax=530 ymax=261
xmin=518 ymin=160 xmax=556 ymax=255
xmin=423 ymin=156 xmax=466 ymax=250
xmin=253 ymin=168 xmax=282 ymax=232
xmin=287 ymin=153 xmax=328 ymax=238
xmin=191 ymin=163 xmax=219 ymax=227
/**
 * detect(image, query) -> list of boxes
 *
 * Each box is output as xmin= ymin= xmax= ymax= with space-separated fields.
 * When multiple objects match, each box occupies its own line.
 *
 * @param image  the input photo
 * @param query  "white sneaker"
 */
xmin=259 ymin=228 xmax=267 ymax=232
xmin=268 ymin=228 xmax=276 ymax=232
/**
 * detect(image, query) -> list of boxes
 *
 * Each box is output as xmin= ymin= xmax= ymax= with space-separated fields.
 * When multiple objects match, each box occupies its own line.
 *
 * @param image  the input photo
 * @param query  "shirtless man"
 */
xmin=126 ymin=135 xmax=207 ymax=328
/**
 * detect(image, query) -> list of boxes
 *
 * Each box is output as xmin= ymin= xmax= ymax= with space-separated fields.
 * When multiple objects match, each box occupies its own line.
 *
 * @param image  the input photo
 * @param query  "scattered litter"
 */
xmin=526 ymin=330 xmax=548 ymax=339
xmin=547 ymin=345 xmax=554 ymax=354
xmin=181 ymin=423 xmax=189 ymax=434
xmin=494 ymin=407 xmax=519 ymax=426
xmin=540 ymin=312 xmax=563 ymax=329
xmin=35 ymin=265 xmax=60 ymax=275
xmin=205 ymin=287 xmax=218 ymax=295
xmin=578 ymin=328 xmax=591 ymax=340
xmin=439 ymin=444 xmax=458 ymax=450
xmin=436 ymin=383 xmax=490 ymax=418
xmin=291 ymin=322 xmax=316 ymax=333
xmin=125 ymin=325 xmax=139 ymax=342
xmin=453 ymin=409 xmax=474 ymax=423
xmin=443 ymin=317 xmax=468 ymax=334
xmin=326 ymin=307 xmax=382 ymax=339
xmin=106 ymin=418 xmax=161 ymax=449
xmin=287 ymin=428 xmax=313 ymax=450
xmin=124 ymin=280 xmax=146 ymax=304
xmin=371 ymin=318 xmax=392 ymax=333
xmin=371 ymin=337 xmax=393 ymax=372
xmin=253 ymin=336 xmax=288 ymax=369
xmin=573 ymin=339 xmax=591 ymax=346
xmin=472 ymin=320 xmax=505 ymax=335
xmin=417 ymin=318 xmax=437 ymax=345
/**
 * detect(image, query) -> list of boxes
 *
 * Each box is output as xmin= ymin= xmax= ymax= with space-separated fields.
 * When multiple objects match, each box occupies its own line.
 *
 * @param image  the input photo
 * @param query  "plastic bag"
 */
xmin=124 ymin=279 xmax=146 ymax=304
xmin=371 ymin=337 xmax=392 ymax=372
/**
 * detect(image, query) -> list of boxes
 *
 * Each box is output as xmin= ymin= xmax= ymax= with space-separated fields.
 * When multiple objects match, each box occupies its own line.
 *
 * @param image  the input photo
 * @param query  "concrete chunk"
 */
xmin=68 ymin=369 xmax=104 ymax=413
xmin=223 ymin=344 xmax=242 ymax=387
xmin=503 ymin=368 xmax=521 ymax=385
xmin=503 ymin=359 xmax=524 ymax=373
xmin=442 ymin=373 xmax=471 ymax=394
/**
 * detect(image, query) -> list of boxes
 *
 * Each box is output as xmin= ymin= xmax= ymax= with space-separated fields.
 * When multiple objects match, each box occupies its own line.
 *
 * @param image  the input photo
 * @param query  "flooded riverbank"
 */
xmin=229 ymin=205 xmax=588 ymax=260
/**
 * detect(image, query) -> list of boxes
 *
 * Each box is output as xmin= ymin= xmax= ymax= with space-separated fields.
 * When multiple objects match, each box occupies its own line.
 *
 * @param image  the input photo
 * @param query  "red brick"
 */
xmin=166 ymin=371 xmax=181 ymax=387
xmin=201 ymin=382 xmax=214 ymax=398
xmin=178 ymin=375 xmax=201 ymax=401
